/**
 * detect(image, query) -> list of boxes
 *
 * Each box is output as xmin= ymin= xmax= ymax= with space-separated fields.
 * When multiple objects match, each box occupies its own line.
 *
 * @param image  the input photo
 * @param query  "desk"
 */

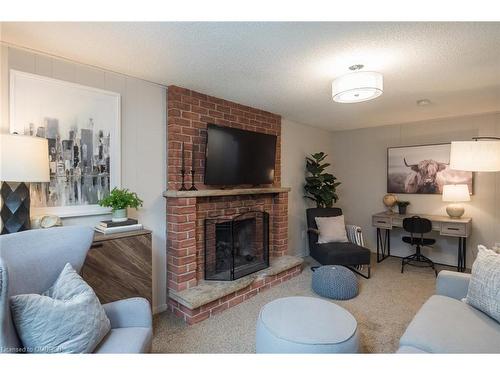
xmin=372 ymin=212 xmax=472 ymax=272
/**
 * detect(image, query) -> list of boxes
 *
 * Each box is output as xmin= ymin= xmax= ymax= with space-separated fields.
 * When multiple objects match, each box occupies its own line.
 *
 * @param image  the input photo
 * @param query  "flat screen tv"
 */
xmin=204 ymin=124 xmax=277 ymax=186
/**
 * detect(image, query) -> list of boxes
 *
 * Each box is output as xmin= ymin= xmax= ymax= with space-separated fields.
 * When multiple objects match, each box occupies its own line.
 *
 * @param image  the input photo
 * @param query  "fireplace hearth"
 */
xmin=205 ymin=211 xmax=269 ymax=281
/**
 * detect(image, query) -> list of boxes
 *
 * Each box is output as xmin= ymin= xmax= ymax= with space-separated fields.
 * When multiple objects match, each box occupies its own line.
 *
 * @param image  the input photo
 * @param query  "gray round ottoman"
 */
xmin=255 ymin=296 xmax=359 ymax=353
xmin=312 ymin=265 xmax=359 ymax=300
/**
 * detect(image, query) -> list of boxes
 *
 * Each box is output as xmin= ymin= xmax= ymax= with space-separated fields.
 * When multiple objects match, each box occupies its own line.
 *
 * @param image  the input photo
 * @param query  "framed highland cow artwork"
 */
xmin=387 ymin=143 xmax=473 ymax=195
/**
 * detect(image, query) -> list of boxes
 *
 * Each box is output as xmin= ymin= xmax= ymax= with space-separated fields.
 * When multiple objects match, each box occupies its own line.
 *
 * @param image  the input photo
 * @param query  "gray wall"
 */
xmin=0 ymin=44 xmax=167 ymax=313
xmin=330 ymin=112 xmax=500 ymax=268
xmin=281 ymin=118 xmax=336 ymax=257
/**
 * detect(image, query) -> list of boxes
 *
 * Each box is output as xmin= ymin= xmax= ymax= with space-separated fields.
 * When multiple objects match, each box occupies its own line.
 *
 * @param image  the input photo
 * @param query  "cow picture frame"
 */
xmin=387 ymin=143 xmax=473 ymax=195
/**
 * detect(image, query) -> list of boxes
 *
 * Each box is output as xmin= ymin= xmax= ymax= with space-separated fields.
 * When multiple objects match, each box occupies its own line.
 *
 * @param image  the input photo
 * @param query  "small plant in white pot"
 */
xmin=98 ymin=187 xmax=143 ymax=222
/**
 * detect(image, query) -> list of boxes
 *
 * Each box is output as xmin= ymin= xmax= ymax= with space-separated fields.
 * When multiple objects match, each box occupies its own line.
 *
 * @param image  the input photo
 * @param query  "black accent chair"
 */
xmin=306 ymin=208 xmax=371 ymax=279
xmin=401 ymin=216 xmax=437 ymax=276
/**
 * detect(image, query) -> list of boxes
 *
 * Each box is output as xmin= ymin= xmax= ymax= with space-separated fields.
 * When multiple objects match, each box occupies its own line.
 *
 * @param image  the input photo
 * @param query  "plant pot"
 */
xmin=398 ymin=206 xmax=407 ymax=215
xmin=112 ymin=208 xmax=128 ymax=222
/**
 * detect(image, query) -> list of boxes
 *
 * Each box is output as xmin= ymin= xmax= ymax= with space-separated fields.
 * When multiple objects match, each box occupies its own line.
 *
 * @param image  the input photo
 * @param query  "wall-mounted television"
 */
xmin=204 ymin=124 xmax=277 ymax=186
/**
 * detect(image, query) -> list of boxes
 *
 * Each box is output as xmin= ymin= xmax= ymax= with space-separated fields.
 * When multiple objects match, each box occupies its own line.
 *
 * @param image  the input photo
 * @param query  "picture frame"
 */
xmin=9 ymin=69 xmax=121 ymax=218
xmin=387 ymin=143 xmax=473 ymax=195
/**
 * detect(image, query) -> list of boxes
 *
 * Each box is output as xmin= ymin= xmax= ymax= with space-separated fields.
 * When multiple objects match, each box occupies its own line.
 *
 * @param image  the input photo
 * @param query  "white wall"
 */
xmin=0 ymin=44 xmax=167 ymax=313
xmin=281 ymin=118 xmax=336 ymax=256
xmin=330 ymin=112 xmax=500 ymax=268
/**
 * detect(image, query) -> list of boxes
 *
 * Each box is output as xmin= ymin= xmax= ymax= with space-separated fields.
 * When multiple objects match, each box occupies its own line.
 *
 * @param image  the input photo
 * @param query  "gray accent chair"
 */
xmin=306 ymin=208 xmax=371 ymax=278
xmin=0 ymin=226 xmax=153 ymax=354
xmin=397 ymin=270 xmax=500 ymax=353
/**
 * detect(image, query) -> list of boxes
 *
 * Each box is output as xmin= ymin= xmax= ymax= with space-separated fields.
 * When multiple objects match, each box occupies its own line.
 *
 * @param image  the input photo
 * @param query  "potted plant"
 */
xmin=396 ymin=200 xmax=410 ymax=215
xmin=304 ymin=152 xmax=341 ymax=208
xmin=98 ymin=187 xmax=143 ymax=222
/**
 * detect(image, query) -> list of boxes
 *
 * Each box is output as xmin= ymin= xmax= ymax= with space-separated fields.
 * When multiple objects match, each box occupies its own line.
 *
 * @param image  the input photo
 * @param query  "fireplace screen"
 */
xmin=204 ymin=211 xmax=269 ymax=281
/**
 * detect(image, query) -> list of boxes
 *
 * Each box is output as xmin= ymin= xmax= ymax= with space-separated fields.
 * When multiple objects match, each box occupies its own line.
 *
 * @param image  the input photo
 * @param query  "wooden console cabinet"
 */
xmin=81 ymin=229 xmax=152 ymax=305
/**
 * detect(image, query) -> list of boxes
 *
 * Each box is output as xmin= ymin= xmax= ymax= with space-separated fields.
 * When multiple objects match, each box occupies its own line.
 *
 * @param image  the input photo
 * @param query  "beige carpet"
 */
xmin=153 ymin=255 xmax=452 ymax=353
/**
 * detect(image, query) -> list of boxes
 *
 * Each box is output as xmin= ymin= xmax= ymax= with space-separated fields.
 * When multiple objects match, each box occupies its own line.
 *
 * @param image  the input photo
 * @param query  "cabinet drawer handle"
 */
xmin=376 ymin=220 xmax=386 ymax=224
xmin=446 ymin=227 xmax=460 ymax=231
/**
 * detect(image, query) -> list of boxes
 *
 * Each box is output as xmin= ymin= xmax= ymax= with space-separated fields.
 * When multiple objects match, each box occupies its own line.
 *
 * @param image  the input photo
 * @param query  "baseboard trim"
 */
xmin=153 ymin=303 xmax=168 ymax=315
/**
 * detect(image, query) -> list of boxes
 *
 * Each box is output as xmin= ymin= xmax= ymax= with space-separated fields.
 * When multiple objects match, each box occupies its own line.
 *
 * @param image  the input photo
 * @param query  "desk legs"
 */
xmin=376 ymin=228 xmax=391 ymax=263
xmin=457 ymin=237 xmax=467 ymax=272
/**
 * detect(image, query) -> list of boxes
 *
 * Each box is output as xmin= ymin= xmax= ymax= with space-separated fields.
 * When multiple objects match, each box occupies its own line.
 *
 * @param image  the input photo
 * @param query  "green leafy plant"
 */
xmin=396 ymin=201 xmax=410 ymax=208
xmin=98 ymin=188 xmax=143 ymax=211
xmin=304 ymin=152 xmax=341 ymax=208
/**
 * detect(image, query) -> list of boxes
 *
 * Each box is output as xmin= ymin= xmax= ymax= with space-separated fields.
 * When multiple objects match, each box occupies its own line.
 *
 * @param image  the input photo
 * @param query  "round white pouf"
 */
xmin=256 ymin=296 xmax=359 ymax=353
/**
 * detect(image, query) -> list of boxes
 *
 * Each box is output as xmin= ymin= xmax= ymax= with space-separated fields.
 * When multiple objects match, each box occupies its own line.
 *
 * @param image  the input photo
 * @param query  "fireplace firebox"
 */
xmin=204 ymin=211 xmax=269 ymax=281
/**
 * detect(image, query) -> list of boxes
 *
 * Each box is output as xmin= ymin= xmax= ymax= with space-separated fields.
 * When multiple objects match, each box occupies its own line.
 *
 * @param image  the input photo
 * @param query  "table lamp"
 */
xmin=0 ymin=134 xmax=50 ymax=234
xmin=442 ymin=184 xmax=470 ymax=219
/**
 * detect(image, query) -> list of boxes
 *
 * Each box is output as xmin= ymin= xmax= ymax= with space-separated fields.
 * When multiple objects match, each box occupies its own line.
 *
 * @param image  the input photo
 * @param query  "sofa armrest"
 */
xmin=436 ymin=270 xmax=471 ymax=300
xmin=345 ymin=224 xmax=364 ymax=247
xmin=102 ymin=297 xmax=152 ymax=329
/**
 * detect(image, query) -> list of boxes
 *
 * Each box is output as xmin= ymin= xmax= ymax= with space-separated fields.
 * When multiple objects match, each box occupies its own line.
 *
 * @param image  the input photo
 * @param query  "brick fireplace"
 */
xmin=164 ymin=86 xmax=302 ymax=324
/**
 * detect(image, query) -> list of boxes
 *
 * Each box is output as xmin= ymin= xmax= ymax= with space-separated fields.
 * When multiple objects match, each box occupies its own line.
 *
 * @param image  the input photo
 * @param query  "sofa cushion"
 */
xmin=10 ymin=263 xmax=110 ymax=353
xmin=465 ymin=245 xmax=500 ymax=323
xmin=93 ymin=327 xmax=152 ymax=353
xmin=310 ymin=242 xmax=371 ymax=266
xmin=400 ymin=295 xmax=500 ymax=353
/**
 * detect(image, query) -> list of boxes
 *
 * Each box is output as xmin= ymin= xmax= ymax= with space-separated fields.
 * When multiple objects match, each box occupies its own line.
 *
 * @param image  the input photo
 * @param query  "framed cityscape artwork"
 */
xmin=9 ymin=70 xmax=121 ymax=217
xmin=387 ymin=143 xmax=473 ymax=195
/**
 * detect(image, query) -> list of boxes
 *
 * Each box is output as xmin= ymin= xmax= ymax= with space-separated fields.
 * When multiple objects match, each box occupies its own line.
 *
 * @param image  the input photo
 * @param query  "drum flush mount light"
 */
xmin=332 ymin=64 xmax=383 ymax=104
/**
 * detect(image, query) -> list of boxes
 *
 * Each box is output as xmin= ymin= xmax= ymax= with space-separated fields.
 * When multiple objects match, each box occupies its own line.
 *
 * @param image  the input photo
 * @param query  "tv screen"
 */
xmin=204 ymin=124 xmax=277 ymax=186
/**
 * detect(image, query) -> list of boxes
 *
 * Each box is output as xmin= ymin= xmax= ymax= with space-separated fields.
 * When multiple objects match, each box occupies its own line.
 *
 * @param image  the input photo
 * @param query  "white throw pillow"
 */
xmin=10 ymin=263 xmax=111 ymax=353
xmin=315 ymin=215 xmax=349 ymax=244
xmin=465 ymin=245 xmax=500 ymax=323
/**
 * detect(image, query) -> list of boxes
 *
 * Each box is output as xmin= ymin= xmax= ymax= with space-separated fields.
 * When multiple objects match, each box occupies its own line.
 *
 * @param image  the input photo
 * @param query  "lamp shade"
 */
xmin=0 ymin=134 xmax=50 ymax=182
xmin=332 ymin=71 xmax=383 ymax=103
xmin=450 ymin=140 xmax=500 ymax=172
xmin=442 ymin=184 xmax=470 ymax=202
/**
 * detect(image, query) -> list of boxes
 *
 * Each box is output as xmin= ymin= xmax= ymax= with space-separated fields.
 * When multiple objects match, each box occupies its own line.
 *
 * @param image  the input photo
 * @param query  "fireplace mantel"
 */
xmin=163 ymin=187 xmax=291 ymax=198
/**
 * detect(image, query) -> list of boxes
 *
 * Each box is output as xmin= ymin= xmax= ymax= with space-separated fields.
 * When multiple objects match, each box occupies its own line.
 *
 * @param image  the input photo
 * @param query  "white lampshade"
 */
xmin=442 ymin=184 xmax=471 ymax=202
xmin=0 ymin=134 xmax=50 ymax=182
xmin=332 ymin=71 xmax=383 ymax=103
xmin=450 ymin=140 xmax=500 ymax=172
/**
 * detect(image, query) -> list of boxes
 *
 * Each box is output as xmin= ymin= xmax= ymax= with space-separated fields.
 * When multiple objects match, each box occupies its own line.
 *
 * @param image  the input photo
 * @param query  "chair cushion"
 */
xmin=465 ymin=245 xmax=500 ymax=323
xmin=315 ymin=215 xmax=348 ymax=243
xmin=94 ymin=327 xmax=152 ymax=353
xmin=310 ymin=242 xmax=371 ymax=266
xmin=400 ymin=295 xmax=500 ymax=353
xmin=9 ymin=263 xmax=110 ymax=353
xmin=402 ymin=236 xmax=436 ymax=246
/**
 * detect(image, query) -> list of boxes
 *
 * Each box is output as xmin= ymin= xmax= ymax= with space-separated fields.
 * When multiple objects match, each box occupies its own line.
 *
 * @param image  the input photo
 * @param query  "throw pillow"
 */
xmin=10 ymin=263 xmax=110 ymax=353
xmin=315 ymin=215 xmax=349 ymax=244
xmin=465 ymin=245 xmax=500 ymax=323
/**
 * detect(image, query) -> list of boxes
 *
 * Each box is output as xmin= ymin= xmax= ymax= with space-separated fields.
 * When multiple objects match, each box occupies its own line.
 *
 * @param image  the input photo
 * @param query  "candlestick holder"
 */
xmin=189 ymin=169 xmax=198 ymax=191
xmin=179 ymin=169 xmax=188 ymax=191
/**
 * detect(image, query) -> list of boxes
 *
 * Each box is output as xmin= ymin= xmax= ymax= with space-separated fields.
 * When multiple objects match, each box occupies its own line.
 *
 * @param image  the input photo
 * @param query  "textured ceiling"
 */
xmin=2 ymin=22 xmax=500 ymax=130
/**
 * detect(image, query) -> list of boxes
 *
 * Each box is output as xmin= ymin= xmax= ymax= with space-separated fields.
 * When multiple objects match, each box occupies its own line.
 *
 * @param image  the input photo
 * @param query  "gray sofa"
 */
xmin=0 ymin=226 xmax=152 ymax=354
xmin=398 ymin=270 xmax=500 ymax=353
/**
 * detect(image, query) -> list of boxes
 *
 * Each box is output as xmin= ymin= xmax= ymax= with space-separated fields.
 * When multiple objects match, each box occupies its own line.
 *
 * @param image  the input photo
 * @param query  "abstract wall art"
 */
xmin=9 ymin=70 xmax=121 ymax=217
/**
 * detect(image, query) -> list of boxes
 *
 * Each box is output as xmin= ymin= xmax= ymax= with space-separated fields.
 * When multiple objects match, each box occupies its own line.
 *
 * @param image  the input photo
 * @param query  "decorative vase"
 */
xmin=398 ymin=206 xmax=407 ymax=215
xmin=112 ymin=208 xmax=128 ymax=222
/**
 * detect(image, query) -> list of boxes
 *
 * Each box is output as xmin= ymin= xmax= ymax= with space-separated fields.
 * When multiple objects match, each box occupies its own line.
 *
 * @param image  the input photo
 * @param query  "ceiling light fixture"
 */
xmin=417 ymin=99 xmax=432 ymax=106
xmin=332 ymin=64 xmax=383 ymax=104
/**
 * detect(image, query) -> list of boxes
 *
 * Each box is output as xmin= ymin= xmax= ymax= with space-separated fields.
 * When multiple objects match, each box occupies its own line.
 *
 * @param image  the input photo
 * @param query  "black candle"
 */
xmin=191 ymin=146 xmax=195 ymax=172
xmin=181 ymin=142 xmax=185 ymax=171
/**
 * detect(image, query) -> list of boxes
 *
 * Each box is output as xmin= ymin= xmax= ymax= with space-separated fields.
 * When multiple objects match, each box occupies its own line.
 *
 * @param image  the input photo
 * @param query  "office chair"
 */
xmin=401 ymin=216 xmax=437 ymax=276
